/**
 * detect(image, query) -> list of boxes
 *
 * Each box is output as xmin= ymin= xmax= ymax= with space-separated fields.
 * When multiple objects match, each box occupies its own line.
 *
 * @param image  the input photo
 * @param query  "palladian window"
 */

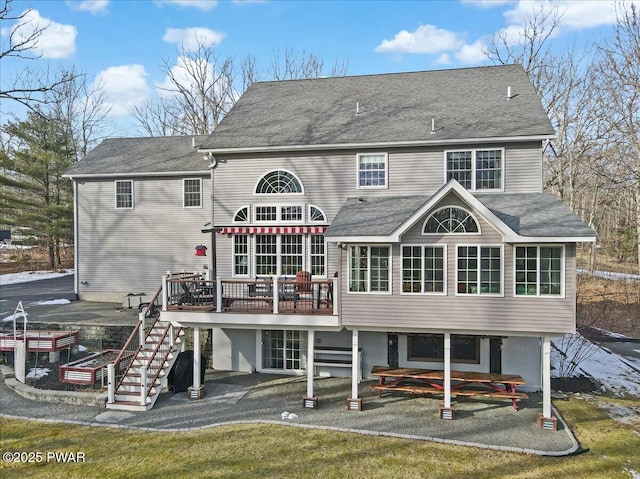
xmin=423 ymin=207 xmax=479 ymax=234
xmin=255 ymin=170 xmax=303 ymax=194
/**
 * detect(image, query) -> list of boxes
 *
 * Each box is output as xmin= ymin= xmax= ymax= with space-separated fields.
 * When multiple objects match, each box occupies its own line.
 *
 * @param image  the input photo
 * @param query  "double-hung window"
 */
xmin=310 ymin=235 xmax=325 ymax=276
xmin=233 ymin=234 xmax=249 ymax=276
xmin=457 ymin=245 xmax=502 ymax=295
xmin=183 ymin=178 xmax=202 ymax=208
xmin=515 ymin=246 xmax=563 ymax=296
xmin=255 ymin=234 xmax=303 ymax=276
xmin=349 ymin=245 xmax=390 ymax=292
xmin=446 ymin=149 xmax=503 ymax=190
xmin=401 ymin=245 xmax=446 ymax=294
xmin=115 ymin=180 xmax=133 ymax=209
xmin=357 ymin=153 xmax=388 ymax=189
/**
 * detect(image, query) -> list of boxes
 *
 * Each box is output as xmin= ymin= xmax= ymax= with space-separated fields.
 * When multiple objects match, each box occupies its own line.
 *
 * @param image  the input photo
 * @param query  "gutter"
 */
xmin=199 ymin=134 xmax=556 ymax=155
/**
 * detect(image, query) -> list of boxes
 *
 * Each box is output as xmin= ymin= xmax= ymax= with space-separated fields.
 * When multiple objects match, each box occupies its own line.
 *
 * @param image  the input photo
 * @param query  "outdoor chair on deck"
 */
xmin=294 ymin=271 xmax=313 ymax=310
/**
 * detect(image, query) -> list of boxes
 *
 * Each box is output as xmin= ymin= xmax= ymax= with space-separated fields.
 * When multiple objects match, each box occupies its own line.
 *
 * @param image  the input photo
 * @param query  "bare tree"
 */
xmin=483 ymin=4 xmax=563 ymax=108
xmin=44 ymin=67 xmax=111 ymax=160
xmin=268 ymin=47 xmax=348 ymax=81
xmin=592 ymin=4 xmax=640 ymax=273
xmin=0 ymin=0 xmax=77 ymax=113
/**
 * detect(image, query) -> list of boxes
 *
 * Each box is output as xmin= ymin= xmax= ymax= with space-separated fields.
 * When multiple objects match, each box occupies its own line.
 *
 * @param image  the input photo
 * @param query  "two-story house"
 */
xmin=65 ymin=65 xmax=595 ymax=427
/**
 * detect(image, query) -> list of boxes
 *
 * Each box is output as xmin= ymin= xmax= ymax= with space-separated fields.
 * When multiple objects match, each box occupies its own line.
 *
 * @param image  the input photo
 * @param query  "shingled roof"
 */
xmin=201 ymin=64 xmax=554 ymax=151
xmin=64 ymin=136 xmax=209 ymax=177
xmin=325 ymin=192 xmax=596 ymax=241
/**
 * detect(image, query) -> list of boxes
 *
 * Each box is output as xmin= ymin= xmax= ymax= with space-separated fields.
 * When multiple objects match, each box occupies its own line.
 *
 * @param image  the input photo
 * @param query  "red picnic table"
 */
xmin=370 ymin=366 xmax=528 ymax=411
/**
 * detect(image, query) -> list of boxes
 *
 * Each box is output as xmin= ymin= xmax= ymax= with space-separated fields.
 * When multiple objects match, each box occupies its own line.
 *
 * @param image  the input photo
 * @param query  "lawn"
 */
xmin=1 ymin=396 xmax=638 ymax=479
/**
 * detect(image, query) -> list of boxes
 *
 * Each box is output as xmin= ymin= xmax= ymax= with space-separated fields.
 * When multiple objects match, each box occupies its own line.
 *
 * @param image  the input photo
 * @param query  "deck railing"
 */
xmin=165 ymin=275 xmax=337 ymax=315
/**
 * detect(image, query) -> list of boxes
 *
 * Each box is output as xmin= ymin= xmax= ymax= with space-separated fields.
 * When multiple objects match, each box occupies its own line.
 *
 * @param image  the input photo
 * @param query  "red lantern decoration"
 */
xmin=195 ymin=244 xmax=207 ymax=256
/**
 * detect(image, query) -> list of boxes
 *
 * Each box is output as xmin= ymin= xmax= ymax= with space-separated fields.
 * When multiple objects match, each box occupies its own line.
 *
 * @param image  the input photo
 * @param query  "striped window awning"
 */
xmin=218 ymin=226 xmax=328 ymax=234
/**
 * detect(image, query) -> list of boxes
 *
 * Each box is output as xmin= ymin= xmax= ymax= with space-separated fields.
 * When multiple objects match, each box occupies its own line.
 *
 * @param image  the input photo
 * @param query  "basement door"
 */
xmin=261 ymin=330 xmax=307 ymax=372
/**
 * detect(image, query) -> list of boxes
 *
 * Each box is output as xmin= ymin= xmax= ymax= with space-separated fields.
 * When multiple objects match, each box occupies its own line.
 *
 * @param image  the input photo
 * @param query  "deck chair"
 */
xmin=294 ymin=271 xmax=313 ymax=309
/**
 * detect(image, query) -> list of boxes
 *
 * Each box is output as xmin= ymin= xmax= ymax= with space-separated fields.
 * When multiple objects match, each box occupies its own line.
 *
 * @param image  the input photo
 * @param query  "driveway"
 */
xmin=0 ymin=274 xmax=75 ymax=319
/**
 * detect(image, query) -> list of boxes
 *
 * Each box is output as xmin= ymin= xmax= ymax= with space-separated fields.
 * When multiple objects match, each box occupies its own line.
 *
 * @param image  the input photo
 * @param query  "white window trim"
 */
xmin=232 ymin=234 xmax=250 ymax=278
xmin=443 ymin=148 xmax=505 ymax=192
xmin=233 ymin=206 xmax=250 ymax=223
xmin=347 ymin=244 xmax=392 ymax=294
xmin=455 ymin=244 xmax=504 ymax=297
xmin=253 ymin=234 xmax=306 ymax=277
xmin=114 ymin=180 xmax=134 ymax=210
xmin=183 ymin=178 xmax=202 ymax=209
xmin=253 ymin=204 xmax=305 ymax=224
xmin=308 ymin=234 xmax=327 ymax=278
xmin=400 ymin=244 xmax=448 ymax=296
xmin=253 ymin=169 xmax=305 ymax=196
xmin=513 ymin=244 xmax=566 ymax=299
xmin=308 ymin=204 xmax=327 ymax=223
xmin=356 ymin=152 xmax=389 ymax=190
xmin=422 ymin=206 xmax=482 ymax=236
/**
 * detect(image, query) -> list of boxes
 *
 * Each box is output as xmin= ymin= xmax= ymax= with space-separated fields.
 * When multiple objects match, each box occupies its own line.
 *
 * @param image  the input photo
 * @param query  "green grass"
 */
xmin=1 ymin=397 xmax=639 ymax=479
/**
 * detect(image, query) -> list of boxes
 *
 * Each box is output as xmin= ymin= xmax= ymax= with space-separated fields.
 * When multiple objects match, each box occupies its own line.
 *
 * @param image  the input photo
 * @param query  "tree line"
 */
xmin=0 ymin=0 xmax=638 ymax=273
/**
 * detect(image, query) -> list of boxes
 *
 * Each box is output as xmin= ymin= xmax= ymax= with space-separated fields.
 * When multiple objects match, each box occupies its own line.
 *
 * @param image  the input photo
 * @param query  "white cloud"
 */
xmin=66 ymin=0 xmax=110 ymax=14
xmin=504 ymin=0 xmax=617 ymax=30
xmin=157 ymin=0 xmax=218 ymax=10
xmin=2 ymin=9 xmax=76 ymax=59
xmin=434 ymin=53 xmax=452 ymax=65
xmin=94 ymin=65 xmax=150 ymax=117
xmin=461 ymin=0 xmax=513 ymax=8
xmin=455 ymin=39 xmax=489 ymax=64
xmin=375 ymin=24 xmax=464 ymax=54
xmin=163 ymin=27 xmax=225 ymax=49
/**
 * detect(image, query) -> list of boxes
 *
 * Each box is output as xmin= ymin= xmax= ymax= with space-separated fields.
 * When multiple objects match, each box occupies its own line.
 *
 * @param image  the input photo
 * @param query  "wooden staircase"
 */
xmin=106 ymin=316 xmax=184 ymax=412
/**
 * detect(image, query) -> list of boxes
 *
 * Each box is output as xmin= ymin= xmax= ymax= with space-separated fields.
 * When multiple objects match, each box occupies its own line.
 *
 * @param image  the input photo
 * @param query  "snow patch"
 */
xmin=552 ymin=333 xmax=640 ymax=397
xmin=26 ymin=368 xmax=51 ymax=380
xmin=577 ymin=268 xmax=640 ymax=282
xmin=280 ymin=411 xmax=298 ymax=420
xmin=37 ymin=299 xmax=71 ymax=305
xmin=0 ymin=269 xmax=74 ymax=286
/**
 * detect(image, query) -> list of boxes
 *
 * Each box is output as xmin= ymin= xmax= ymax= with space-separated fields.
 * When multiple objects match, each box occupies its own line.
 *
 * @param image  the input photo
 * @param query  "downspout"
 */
xmin=73 ymin=179 xmax=79 ymax=299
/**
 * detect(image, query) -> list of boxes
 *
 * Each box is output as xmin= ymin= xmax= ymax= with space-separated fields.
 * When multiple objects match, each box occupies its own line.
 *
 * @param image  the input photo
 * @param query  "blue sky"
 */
xmin=0 ymin=0 xmax=622 ymax=136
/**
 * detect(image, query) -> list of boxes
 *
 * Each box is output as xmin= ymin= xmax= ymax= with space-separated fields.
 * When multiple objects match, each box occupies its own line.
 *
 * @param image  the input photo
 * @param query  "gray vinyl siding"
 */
xmin=76 ymin=175 xmax=211 ymax=299
xmin=212 ymin=141 xmax=543 ymax=225
xmin=338 ymin=194 xmax=577 ymax=334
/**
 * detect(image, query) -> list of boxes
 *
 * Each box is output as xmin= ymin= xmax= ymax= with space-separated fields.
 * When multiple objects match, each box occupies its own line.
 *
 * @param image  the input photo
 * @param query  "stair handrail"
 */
xmin=112 ymin=285 xmax=163 ymax=392
xmin=142 ymin=321 xmax=173 ymax=398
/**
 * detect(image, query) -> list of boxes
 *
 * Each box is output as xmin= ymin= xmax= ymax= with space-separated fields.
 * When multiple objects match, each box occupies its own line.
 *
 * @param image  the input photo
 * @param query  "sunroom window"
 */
xmin=349 ymin=245 xmax=390 ymax=292
xmin=401 ymin=245 xmax=446 ymax=294
xmin=515 ymin=246 xmax=563 ymax=296
xmin=457 ymin=246 xmax=502 ymax=295
xmin=423 ymin=207 xmax=479 ymax=234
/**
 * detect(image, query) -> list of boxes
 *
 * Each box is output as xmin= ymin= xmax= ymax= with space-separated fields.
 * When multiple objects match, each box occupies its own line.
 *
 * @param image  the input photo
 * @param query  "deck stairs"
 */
xmin=106 ymin=315 xmax=184 ymax=412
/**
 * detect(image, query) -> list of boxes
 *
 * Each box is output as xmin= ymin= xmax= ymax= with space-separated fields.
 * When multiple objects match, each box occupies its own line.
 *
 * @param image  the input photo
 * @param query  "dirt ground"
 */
xmin=0 ymin=246 xmax=74 ymax=275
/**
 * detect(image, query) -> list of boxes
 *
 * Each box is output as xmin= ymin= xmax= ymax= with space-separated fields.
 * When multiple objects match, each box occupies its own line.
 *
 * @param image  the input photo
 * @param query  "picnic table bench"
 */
xmin=370 ymin=366 xmax=528 ymax=411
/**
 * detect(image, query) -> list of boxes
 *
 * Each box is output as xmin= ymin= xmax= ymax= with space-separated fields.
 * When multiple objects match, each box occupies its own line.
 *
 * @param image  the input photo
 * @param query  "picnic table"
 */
xmin=370 ymin=366 xmax=528 ymax=411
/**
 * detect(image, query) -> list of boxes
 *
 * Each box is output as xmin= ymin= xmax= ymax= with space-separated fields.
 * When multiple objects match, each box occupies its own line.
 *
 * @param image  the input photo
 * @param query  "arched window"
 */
xmin=309 ymin=205 xmax=326 ymax=222
xmin=234 ymin=206 xmax=249 ymax=222
xmin=423 ymin=206 xmax=479 ymax=234
xmin=255 ymin=170 xmax=303 ymax=194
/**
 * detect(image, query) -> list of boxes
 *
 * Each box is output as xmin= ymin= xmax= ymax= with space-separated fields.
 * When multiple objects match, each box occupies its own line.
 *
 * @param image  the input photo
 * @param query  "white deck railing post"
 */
xmin=170 ymin=324 xmax=175 ymax=350
xmin=272 ymin=275 xmax=279 ymax=314
xmin=216 ymin=277 xmax=222 ymax=311
xmin=162 ymin=274 xmax=168 ymax=311
xmin=332 ymin=277 xmax=339 ymax=316
xmin=138 ymin=313 xmax=145 ymax=345
xmin=107 ymin=363 xmax=115 ymax=404
xmin=140 ymin=364 xmax=147 ymax=406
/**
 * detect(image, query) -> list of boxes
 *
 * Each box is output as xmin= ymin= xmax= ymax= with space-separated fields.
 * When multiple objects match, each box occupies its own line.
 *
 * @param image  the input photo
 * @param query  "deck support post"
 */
xmin=216 ymin=277 xmax=222 ymax=311
xmin=440 ymin=332 xmax=455 ymax=419
xmin=188 ymin=326 xmax=204 ymax=400
xmin=303 ymin=329 xmax=317 ymax=408
xmin=537 ymin=335 xmax=557 ymax=430
xmin=107 ymin=363 xmax=115 ymax=404
xmin=347 ymin=328 xmax=362 ymax=411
